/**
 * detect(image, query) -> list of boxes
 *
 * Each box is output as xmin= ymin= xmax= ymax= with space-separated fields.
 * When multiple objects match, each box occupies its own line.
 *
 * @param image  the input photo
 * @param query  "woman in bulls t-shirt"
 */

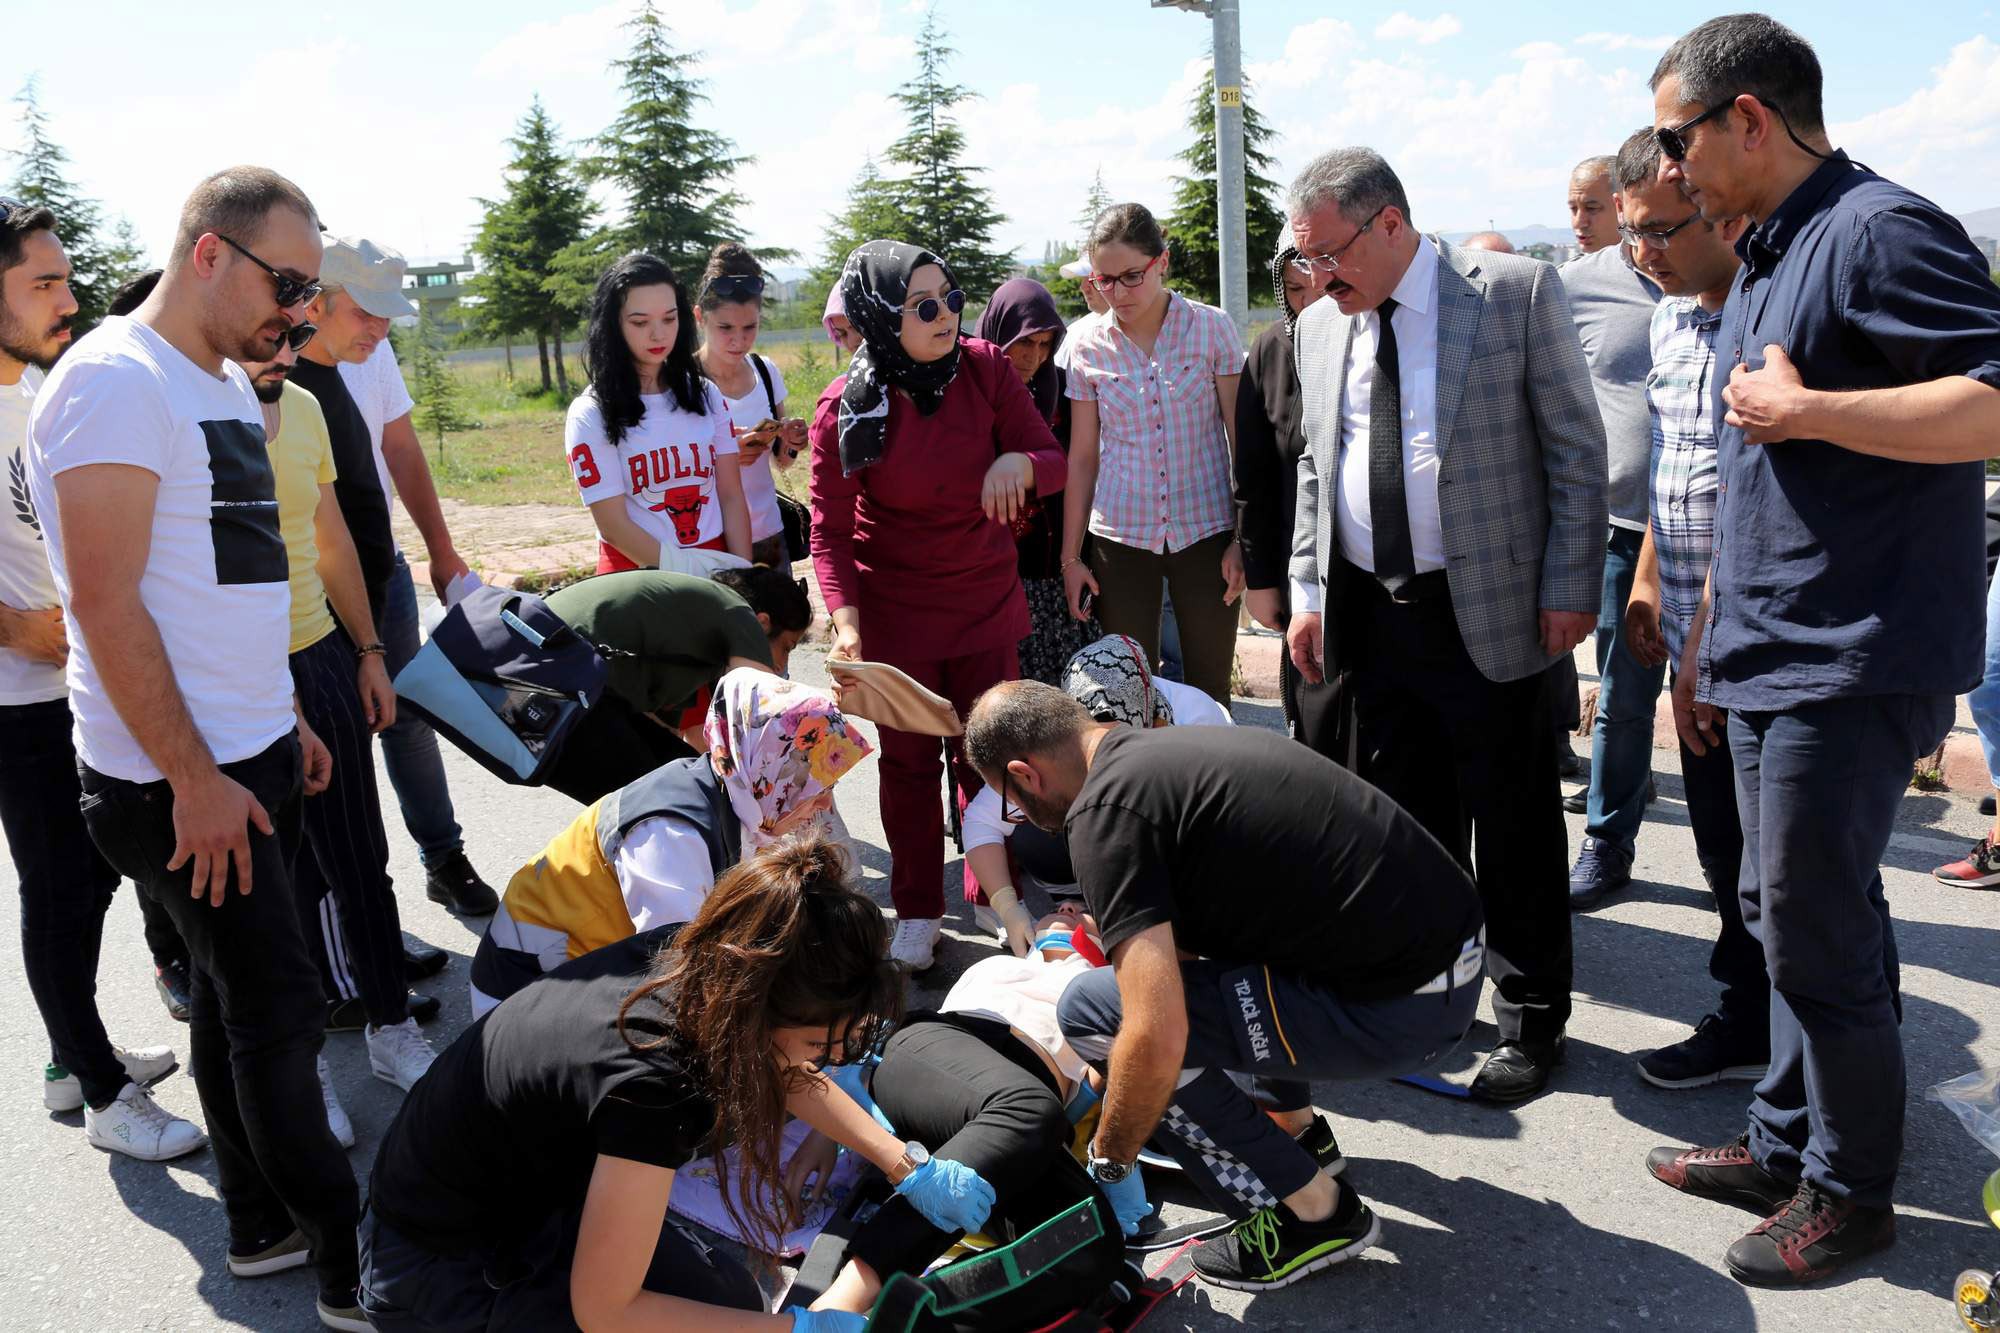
xmin=567 ymin=252 xmax=753 ymax=574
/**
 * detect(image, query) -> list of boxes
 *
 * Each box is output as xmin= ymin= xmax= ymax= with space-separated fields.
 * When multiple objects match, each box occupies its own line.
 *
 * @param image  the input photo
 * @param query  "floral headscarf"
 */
xmin=704 ymin=668 xmax=873 ymax=850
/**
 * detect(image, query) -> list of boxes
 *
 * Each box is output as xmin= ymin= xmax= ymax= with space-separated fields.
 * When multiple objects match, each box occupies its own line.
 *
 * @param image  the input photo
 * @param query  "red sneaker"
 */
xmin=1934 ymin=837 xmax=2000 ymax=889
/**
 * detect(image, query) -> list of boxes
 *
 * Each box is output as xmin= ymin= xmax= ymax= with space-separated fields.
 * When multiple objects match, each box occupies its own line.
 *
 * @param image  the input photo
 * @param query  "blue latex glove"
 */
xmin=895 ymin=1156 xmax=996 ymax=1233
xmin=786 ymin=1307 xmax=866 ymax=1333
xmin=1063 ymin=1078 xmax=1101 ymax=1125
xmin=1098 ymin=1166 xmax=1152 ymax=1237
xmin=824 ymin=1062 xmax=897 ymax=1136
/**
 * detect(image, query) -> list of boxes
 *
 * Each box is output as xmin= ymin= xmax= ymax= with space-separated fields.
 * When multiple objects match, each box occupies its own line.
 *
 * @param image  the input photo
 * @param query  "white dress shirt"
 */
xmin=1292 ymin=237 xmax=1443 ymax=613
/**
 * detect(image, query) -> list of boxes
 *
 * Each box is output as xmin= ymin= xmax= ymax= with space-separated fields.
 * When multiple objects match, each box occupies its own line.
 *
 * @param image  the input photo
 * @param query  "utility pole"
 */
xmin=1153 ymin=0 xmax=1249 ymax=337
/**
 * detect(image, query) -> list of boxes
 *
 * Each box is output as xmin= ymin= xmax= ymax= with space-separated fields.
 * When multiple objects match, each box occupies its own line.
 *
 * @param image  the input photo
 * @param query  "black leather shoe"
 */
xmin=424 ymin=851 xmax=498 ymax=916
xmin=1470 ymin=1035 xmax=1566 ymax=1103
xmin=403 ymin=938 xmax=449 ymax=980
xmin=1561 ymin=789 xmax=1586 ymax=814
xmin=326 ymin=990 xmax=441 ymax=1033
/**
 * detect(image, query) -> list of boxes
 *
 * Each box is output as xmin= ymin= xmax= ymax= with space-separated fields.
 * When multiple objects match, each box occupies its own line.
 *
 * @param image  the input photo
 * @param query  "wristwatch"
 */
xmin=1086 ymin=1141 xmax=1132 ymax=1185
xmin=888 ymin=1139 xmax=930 ymax=1186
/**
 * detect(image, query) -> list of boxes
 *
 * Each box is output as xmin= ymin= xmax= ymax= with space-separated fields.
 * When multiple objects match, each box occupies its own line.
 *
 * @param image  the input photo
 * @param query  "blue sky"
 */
xmin=5 ymin=1 xmax=1997 ymax=271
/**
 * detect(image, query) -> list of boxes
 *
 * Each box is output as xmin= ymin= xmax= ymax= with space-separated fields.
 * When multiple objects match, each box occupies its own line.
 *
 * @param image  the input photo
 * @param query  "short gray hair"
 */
xmin=1612 ymin=128 xmax=1664 ymax=193
xmin=1571 ymin=155 xmax=1616 ymax=184
xmin=964 ymin=681 xmax=1090 ymax=779
xmin=1286 ymin=147 xmax=1412 ymax=228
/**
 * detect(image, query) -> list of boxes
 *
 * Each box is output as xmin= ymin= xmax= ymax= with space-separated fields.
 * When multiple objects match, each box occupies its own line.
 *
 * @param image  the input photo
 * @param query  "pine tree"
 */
xmin=408 ymin=315 xmax=476 ymax=462
xmin=1164 ymin=67 xmax=1285 ymax=308
xmin=470 ymin=96 xmax=593 ymax=395
xmin=882 ymin=8 xmax=1011 ymax=296
xmin=814 ymin=156 xmax=905 ymax=286
xmin=8 ymin=79 xmax=142 ymax=331
xmin=1075 ymin=167 xmax=1113 ymax=244
xmin=577 ymin=1 xmax=749 ymax=278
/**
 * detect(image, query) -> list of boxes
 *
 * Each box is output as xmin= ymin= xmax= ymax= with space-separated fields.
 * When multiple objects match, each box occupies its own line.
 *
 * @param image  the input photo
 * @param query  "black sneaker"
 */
xmin=1724 ymin=1180 xmax=1895 ymax=1287
xmin=403 ymin=937 xmax=449 ymax=980
xmin=326 ymin=990 xmax=440 ymax=1033
xmin=1294 ymin=1114 xmax=1346 ymax=1177
xmin=1638 ymin=1015 xmax=1770 ymax=1089
xmin=155 ymin=960 xmax=193 ymax=1023
xmin=1190 ymin=1187 xmax=1381 ymax=1291
xmin=1646 ymin=1132 xmax=1797 ymax=1215
xmin=425 ymin=851 xmax=498 ymax=916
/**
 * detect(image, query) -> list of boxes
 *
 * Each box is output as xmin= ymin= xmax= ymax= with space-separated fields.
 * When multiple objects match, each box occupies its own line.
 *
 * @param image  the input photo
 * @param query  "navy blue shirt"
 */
xmin=1700 ymin=153 xmax=2000 ymax=711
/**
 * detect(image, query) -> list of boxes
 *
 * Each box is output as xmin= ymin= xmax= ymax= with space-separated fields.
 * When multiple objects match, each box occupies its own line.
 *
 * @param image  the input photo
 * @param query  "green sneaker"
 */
xmin=1191 ymin=1188 xmax=1382 ymax=1291
xmin=44 ymin=1062 xmax=84 ymax=1113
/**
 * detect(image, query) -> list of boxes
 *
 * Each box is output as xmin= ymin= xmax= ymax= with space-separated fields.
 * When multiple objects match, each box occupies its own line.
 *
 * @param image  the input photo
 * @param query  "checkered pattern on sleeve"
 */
xmin=1646 ymin=297 xmax=1725 ymax=664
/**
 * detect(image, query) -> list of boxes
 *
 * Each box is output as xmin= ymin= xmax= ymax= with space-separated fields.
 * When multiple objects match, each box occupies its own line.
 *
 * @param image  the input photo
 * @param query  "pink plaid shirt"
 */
xmin=1066 ymin=292 xmax=1245 ymax=553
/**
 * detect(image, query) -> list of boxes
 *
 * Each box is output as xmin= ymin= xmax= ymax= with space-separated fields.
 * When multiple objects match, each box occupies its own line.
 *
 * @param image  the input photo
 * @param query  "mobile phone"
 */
xmin=1079 ymin=590 xmax=1096 ymax=619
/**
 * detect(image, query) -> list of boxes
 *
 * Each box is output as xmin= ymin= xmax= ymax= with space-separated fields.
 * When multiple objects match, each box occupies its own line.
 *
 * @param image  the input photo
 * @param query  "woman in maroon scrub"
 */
xmin=810 ymin=240 xmax=1066 ymax=973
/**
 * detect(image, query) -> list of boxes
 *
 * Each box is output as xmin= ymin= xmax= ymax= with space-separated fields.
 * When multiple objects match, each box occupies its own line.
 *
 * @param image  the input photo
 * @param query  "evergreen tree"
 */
xmin=470 ymin=96 xmax=593 ymax=395
xmin=8 ymin=80 xmax=143 ymax=331
xmin=882 ymin=8 xmax=1010 ymax=296
xmin=408 ymin=315 xmax=476 ymax=462
xmin=1075 ymin=167 xmax=1112 ymax=244
xmin=814 ymin=155 xmax=905 ymax=286
xmin=1164 ymin=67 xmax=1285 ymax=307
xmin=577 ymin=1 xmax=748 ymax=278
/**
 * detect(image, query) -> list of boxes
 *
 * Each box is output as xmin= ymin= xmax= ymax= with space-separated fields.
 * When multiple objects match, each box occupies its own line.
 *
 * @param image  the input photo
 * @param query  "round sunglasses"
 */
xmin=896 ymin=288 xmax=966 ymax=324
xmin=702 ymin=273 xmax=765 ymax=302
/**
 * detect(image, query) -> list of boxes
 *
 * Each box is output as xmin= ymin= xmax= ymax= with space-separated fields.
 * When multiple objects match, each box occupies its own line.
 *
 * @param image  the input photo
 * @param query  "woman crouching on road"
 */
xmin=359 ymin=838 xmax=996 ymax=1333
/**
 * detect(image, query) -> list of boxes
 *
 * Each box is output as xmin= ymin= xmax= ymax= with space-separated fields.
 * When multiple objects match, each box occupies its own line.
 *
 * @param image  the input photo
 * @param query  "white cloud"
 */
xmin=1247 ymin=18 xmax=1362 ymax=90
xmin=1374 ymin=13 xmax=1462 ymax=45
xmin=1575 ymin=32 xmax=1674 ymax=53
xmin=1834 ymin=35 xmax=2000 ymax=210
xmin=476 ymin=2 xmax=630 ymax=81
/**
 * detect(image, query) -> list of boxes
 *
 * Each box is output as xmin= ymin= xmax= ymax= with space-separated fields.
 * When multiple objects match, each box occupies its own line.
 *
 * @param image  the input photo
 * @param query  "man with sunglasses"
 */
xmin=1283 ymin=147 xmax=1606 ymax=1106
xmin=295 ymin=236 xmax=498 ymax=919
xmin=1 ymin=202 xmax=210 ymax=1163
xmin=1555 ymin=144 xmax=1668 ymax=907
xmin=1639 ymin=16 xmax=2000 ymax=1289
xmin=25 ymin=167 xmax=372 ymax=1331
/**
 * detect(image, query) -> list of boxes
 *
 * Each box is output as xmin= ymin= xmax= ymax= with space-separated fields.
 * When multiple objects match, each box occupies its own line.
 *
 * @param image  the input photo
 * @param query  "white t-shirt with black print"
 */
xmin=713 ymin=355 xmax=786 ymax=545
xmin=565 ymin=382 xmax=739 ymax=555
xmin=0 ymin=367 xmax=64 ymax=705
xmin=27 ymin=317 xmax=293 ymax=781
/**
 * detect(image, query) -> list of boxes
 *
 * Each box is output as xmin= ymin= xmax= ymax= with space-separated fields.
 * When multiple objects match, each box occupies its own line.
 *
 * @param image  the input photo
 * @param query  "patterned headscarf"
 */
xmin=704 ymin=669 xmax=873 ymax=851
xmin=835 ymin=239 xmax=963 ymax=475
xmin=1061 ymin=634 xmax=1174 ymax=728
xmin=1272 ymin=245 xmax=1307 ymax=338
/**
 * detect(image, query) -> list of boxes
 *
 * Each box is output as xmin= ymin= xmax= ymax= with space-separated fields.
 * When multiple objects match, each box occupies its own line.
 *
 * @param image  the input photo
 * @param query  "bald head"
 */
xmin=1460 ymin=231 xmax=1515 ymax=254
xmin=1567 ymin=155 xmax=1620 ymax=253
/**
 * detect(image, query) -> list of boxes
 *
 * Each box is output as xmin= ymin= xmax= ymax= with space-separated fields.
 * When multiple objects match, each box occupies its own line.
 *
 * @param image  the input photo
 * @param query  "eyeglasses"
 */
xmin=278 ymin=322 xmax=318 ymax=352
xmin=897 ymin=288 xmax=966 ymax=324
xmin=1290 ymin=206 xmax=1387 ymax=276
xmin=702 ymin=273 xmax=765 ymax=303
xmin=1655 ymin=100 xmax=1736 ymax=162
xmin=1087 ymin=253 xmax=1164 ymax=293
xmin=1618 ymin=214 xmax=1704 ymax=250
xmin=216 ymin=234 xmax=322 ymax=310
xmin=999 ymin=770 xmax=1030 ymax=826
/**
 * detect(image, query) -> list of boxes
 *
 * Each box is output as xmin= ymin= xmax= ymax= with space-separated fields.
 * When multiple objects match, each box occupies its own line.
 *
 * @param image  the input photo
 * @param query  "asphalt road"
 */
xmin=6 ymin=642 xmax=1998 ymax=1331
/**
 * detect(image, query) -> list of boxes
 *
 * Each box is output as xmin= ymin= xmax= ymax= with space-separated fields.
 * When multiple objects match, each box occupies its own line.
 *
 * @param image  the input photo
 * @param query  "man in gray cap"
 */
xmin=292 ymin=236 xmax=496 ymax=921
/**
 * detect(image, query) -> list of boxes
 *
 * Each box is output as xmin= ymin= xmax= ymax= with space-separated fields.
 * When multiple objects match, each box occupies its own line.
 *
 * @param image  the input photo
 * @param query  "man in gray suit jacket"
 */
xmin=1284 ymin=147 xmax=1607 ymax=1103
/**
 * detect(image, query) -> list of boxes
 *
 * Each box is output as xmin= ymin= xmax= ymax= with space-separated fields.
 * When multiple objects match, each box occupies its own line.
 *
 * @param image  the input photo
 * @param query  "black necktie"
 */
xmin=1368 ymin=297 xmax=1415 ymax=589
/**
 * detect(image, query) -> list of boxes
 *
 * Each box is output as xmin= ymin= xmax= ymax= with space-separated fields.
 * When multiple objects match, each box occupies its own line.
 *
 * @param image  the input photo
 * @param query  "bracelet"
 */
xmin=1060 ymin=556 xmax=1084 ymax=572
xmin=356 ymin=643 xmax=386 ymax=659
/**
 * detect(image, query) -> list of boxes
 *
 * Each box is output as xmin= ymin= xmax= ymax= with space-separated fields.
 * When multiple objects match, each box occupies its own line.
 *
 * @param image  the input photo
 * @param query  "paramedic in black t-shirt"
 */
xmin=964 ymin=680 xmax=1486 ymax=1294
xmin=358 ymin=838 xmax=995 ymax=1333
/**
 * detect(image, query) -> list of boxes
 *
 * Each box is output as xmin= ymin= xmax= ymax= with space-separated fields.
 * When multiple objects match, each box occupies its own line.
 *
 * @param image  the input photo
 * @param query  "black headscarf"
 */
xmin=1272 ymin=245 xmax=1306 ymax=338
xmin=972 ymin=278 xmax=1066 ymax=422
xmin=836 ymin=240 xmax=962 ymax=475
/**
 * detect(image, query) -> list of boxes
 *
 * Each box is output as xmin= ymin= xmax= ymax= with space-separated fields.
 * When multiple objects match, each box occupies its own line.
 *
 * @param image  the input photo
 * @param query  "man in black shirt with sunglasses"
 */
xmin=1642 ymin=14 xmax=2000 ymax=1288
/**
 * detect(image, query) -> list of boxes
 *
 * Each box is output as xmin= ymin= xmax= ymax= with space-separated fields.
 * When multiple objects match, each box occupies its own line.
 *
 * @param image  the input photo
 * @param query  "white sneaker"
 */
xmin=889 ymin=916 xmax=942 ymax=973
xmin=367 ymin=1017 xmax=437 ymax=1091
xmin=44 ymin=1044 xmax=180 ymax=1112
xmin=84 ymin=1081 xmax=208 ymax=1161
xmin=317 ymin=1055 xmax=356 ymax=1149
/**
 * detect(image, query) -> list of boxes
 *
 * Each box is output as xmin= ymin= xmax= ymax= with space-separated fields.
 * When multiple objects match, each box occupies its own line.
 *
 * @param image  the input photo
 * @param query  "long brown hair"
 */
xmin=618 ymin=835 xmax=902 ymax=1254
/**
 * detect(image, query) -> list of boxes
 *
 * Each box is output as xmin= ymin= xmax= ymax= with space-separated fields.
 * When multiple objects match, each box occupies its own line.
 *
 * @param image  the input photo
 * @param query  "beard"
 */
xmin=0 ymin=303 xmax=69 ymax=370
xmin=1015 ymin=786 xmax=1071 ymax=833
xmin=251 ymin=374 xmax=287 ymax=403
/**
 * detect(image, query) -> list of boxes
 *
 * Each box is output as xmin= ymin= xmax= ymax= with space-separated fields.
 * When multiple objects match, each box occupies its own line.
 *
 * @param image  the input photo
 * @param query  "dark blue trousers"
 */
xmin=1674 ymin=698 xmax=1768 ymax=1034
xmin=1730 ymin=692 xmax=1952 ymax=1209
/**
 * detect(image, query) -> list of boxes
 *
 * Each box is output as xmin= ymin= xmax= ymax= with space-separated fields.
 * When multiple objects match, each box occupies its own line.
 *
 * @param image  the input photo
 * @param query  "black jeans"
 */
xmin=849 ymin=1014 xmax=1124 ymax=1330
xmin=1674 ymin=696 xmax=1768 ymax=1035
xmin=542 ymin=694 xmax=696 ymax=806
xmin=1343 ymin=566 xmax=1572 ymax=1044
xmin=358 ymin=1201 xmax=762 ymax=1331
xmin=292 ymin=630 xmax=407 ymax=1025
xmin=2 ymin=698 xmax=128 ymax=1108
xmin=79 ymin=734 xmax=360 ymax=1298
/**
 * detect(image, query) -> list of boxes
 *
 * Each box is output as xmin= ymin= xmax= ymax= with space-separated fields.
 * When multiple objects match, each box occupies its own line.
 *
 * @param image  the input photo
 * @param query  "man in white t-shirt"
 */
xmin=0 ymin=198 xmax=206 ymax=1162
xmin=25 ymin=167 xmax=370 ymax=1333
xmin=296 ymin=236 xmax=496 ymax=916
